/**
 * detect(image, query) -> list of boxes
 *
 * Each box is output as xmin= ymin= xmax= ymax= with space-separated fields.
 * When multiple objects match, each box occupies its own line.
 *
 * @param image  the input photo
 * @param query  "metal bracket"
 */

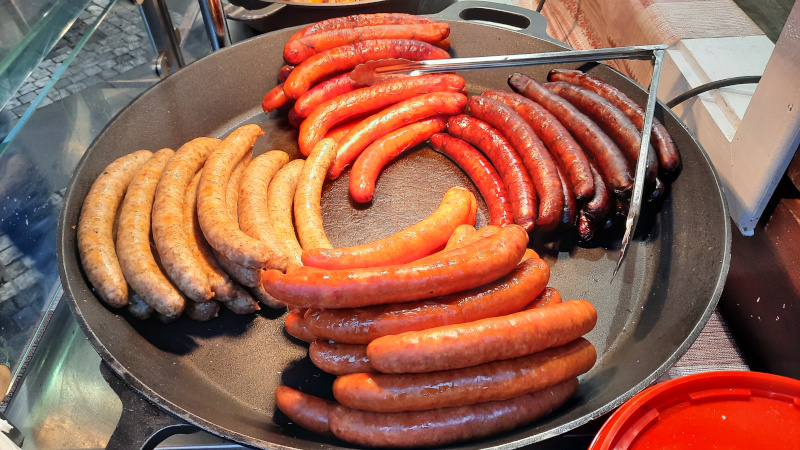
xmin=137 ymin=0 xmax=185 ymax=77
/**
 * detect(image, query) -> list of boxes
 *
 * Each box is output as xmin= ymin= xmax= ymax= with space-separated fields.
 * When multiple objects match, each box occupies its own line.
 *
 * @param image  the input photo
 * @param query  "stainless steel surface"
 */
xmin=198 ymin=0 xmax=232 ymax=50
xmin=613 ymin=48 xmax=665 ymax=278
xmin=138 ymin=0 xmax=185 ymax=74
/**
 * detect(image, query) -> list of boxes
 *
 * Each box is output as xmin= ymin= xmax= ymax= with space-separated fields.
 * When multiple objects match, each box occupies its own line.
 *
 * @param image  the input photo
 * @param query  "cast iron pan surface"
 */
xmin=57 ymin=5 xmax=730 ymax=449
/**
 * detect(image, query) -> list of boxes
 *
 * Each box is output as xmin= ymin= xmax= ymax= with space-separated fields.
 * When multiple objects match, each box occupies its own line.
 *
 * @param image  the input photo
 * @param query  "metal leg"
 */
xmin=197 ymin=0 xmax=231 ymax=51
xmin=135 ymin=0 xmax=185 ymax=77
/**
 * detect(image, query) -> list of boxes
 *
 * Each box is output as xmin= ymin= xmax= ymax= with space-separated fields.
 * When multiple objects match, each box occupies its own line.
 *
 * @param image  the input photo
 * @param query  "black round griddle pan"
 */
xmin=57 ymin=3 xmax=731 ymax=449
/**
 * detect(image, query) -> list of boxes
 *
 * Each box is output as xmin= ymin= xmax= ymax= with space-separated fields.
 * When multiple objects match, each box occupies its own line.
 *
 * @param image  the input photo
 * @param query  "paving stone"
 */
xmin=17 ymin=83 xmax=36 ymax=95
xmin=38 ymin=97 xmax=53 ymax=108
xmin=83 ymin=75 xmax=102 ymax=88
xmin=83 ymin=65 xmax=102 ymax=77
xmin=12 ymin=306 xmax=37 ymax=330
xmin=0 ymin=246 xmax=21 ymax=266
xmin=11 ymin=105 xmax=27 ymax=118
xmin=98 ymin=68 xmax=119 ymax=80
xmin=70 ymin=72 xmax=87 ymax=83
xmin=0 ymin=283 xmax=18 ymax=303
xmin=116 ymin=63 xmax=134 ymax=74
xmin=12 ymin=270 xmax=39 ymax=292
xmin=39 ymin=59 xmax=55 ymax=69
xmin=17 ymin=91 xmax=37 ymax=104
xmin=53 ymin=77 xmax=72 ymax=90
xmin=3 ymin=260 xmax=26 ymax=282
xmin=112 ymin=46 xmax=130 ymax=56
xmin=98 ymin=59 xmax=116 ymax=69
xmin=123 ymin=34 xmax=141 ymax=43
xmin=20 ymin=257 xmax=35 ymax=269
xmin=4 ymin=98 xmax=21 ymax=109
xmin=30 ymin=68 xmax=50 ymax=80
xmin=66 ymin=82 xmax=87 ymax=94
xmin=33 ymin=78 xmax=49 ymax=88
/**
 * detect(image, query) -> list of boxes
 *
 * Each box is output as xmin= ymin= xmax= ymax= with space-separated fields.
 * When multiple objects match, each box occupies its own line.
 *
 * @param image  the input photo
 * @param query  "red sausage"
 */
xmin=555 ymin=164 xmax=577 ymax=229
xmin=367 ymin=299 xmax=597 ymax=373
xmin=446 ymin=114 xmax=538 ymax=232
xmin=524 ymin=286 xmax=562 ymax=309
xmin=325 ymin=120 xmax=360 ymax=143
xmin=583 ymin=163 xmax=612 ymax=221
xmin=284 ymin=308 xmax=316 ymax=342
xmin=275 ymin=386 xmax=336 ymax=436
xmin=309 ymin=340 xmax=375 ymax=375
xmin=349 ymin=116 xmax=447 ymax=203
xmin=287 ymin=108 xmax=304 ymax=128
xmin=482 ymin=90 xmax=594 ymax=200
xmin=262 ymin=224 xmax=528 ymax=309
xmin=299 ymin=73 xmax=465 ymax=156
xmin=334 ymin=338 xmax=595 ymax=412
xmin=283 ymin=39 xmax=451 ymax=99
xmin=288 ymin=13 xmax=437 ymax=42
xmin=469 ymin=95 xmax=563 ymax=231
xmin=278 ymin=64 xmax=294 ymax=82
xmin=303 ymin=186 xmax=473 ymax=269
xmin=304 ymin=256 xmax=549 ymax=344
xmin=262 ymin=83 xmax=291 ymax=114
xmin=284 ymin=23 xmax=451 ymax=65
xmin=545 ymin=81 xmax=658 ymax=184
xmin=508 ymin=73 xmax=633 ymax=198
xmin=430 ymin=133 xmax=514 ymax=227
xmin=294 ymin=72 xmax=361 ymax=118
xmin=330 ymin=92 xmax=467 ymax=179
xmin=548 ymin=69 xmax=680 ymax=173
xmin=328 ymin=378 xmax=578 ymax=448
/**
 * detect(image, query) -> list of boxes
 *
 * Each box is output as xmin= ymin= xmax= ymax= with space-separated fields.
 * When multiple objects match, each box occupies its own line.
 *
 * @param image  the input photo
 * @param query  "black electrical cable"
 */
xmin=666 ymin=76 xmax=762 ymax=108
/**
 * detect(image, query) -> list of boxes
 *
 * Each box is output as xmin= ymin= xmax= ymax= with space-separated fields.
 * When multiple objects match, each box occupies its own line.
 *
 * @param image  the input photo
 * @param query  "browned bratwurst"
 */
xmin=77 ymin=150 xmax=152 ymax=308
xmin=268 ymin=159 xmax=305 ymax=270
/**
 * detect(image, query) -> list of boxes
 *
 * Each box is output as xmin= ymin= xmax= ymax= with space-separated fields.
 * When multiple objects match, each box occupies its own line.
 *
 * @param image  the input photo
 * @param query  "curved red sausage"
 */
xmin=446 ymin=114 xmax=537 ymax=232
xmin=583 ymin=163 xmax=612 ymax=221
xmin=309 ymin=340 xmax=375 ymax=375
xmin=294 ymin=72 xmax=361 ymax=118
xmin=555 ymin=164 xmax=577 ymax=229
xmin=262 ymin=83 xmax=291 ymax=114
xmin=469 ymin=95 xmax=563 ymax=231
xmin=367 ymin=299 xmax=597 ymax=373
xmin=430 ymin=133 xmax=514 ymax=227
xmin=275 ymin=386 xmax=336 ymax=436
xmin=288 ymin=13 xmax=437 ymax=42
xmin=278 ymin=64 xmax=294 ymax=82
xmin=284 ymin=308 xmax=316 ymax=342
xmin=349 ymin=116 xmax=447 ymax=203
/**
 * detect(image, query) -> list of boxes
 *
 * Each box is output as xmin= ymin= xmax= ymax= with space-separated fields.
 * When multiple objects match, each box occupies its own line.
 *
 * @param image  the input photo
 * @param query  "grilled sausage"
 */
xmin=284 ymin=308 xmax=316 ymax=342
xmin=283 ymin=39 xmax=451 ymax=99
xmin=548 ymin=69 xmax=680 ymax=174
xmin=469 ymin=95 xmax=563 ymax=231
xmin=525 ymin=286 xmax=562 ymax=309
xmin=330 ymin=92 xmax=467 ymax=179
xmin=262 ymin=224 xmax=528 ymax=309
xmin=275 ymin=386 xmax=337 ymax=437
xmin=555 ymin=163 xmax=577 ymax=229
xmin=334 ymin=338 xmax=594 ymax=412
xmin=278 ymin=64 xmax=294 ymax=82
xmin=262 ymin=83 xmax=291 ymax=114
xmin=185 ymin=299 xmax=221 ymax=322
xmin=77 ymin=150 xmax=152 ymax=308
xmin=367 ymin=299 xmax=597 ymax=373
xmin=302 ymin=187 xmax=475 ymax=270
xmin=444 ymin=224 xmax=476 ymax=250
xmin=430 ymin=133 xmax=514 ymax=227
xmin=446 ymin=114 xmax=537 ymax=232
xmin=325 ymin=120 xmax=360 ymax=143
xmin=287 ymin=13 xmax=438 ymax=42
xmin=583 ymin=163 xmax=612 ymax=221
xmin=304 ymin=255 xmax=549 ymax=344
xmin=249 ymin=284 xmax=285 ymax=309
xmin=225 ymin=149 xmax=252 ymax=221
xmin=268 ymin=159 xmax=305 ymax=270
xmin=309 ymin=340 xmax=375 ymax=375
xmin=152 ymin=138 xmax=220 ymax=303
xmin=482 ymin=90 xmax=594 ymax=200
xmin=349 ymin=116 xmax=447 ymax=203
xmin=127 ymin=293 xmax=154 ymax=320
xmin=294 ymin=72 xmax=361 ymax=118
xmin=285 ymin=23 xmax=451 ymax=65
xmin=239 ymin=151 xmax=291 ymax=271
xmin=509 ymin=73 xmax=633 ymax=197
xmin=299 ymin=74 xmax=465 ymax=156
xmin=545 ymin=81 xmax=658 ymax=184
xmin=117 ymin=149 xmax=186 ymax=318
xmin=198 ymin=124 xmax=271 ymax=269
xmin=328 ymin=378 xmax=578 ymax=448
xmin=295 ymin=138 xmax=337 ymax=250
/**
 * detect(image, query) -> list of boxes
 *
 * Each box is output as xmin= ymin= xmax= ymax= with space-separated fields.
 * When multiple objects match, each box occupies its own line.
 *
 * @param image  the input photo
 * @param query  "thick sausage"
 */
xmin=239 ymin=151 xmax=291 ymax=271
xmin=482 ymin=90 xmax=594 ymax=200
xmin=444 ymin=224 xmax=476 ymax=250
xmin=525 ymin=286 xmax=562 ymax=309
xmin=278 ymin=64 xmax=294 ymax=82
xmin=249 ymin=284 xmax=285 ymax=309
xmin=262 ymin=83 xmax=291 ymax=114
xmin=446 ymin=114 xmax=537 ymax=232
xmin=288 ymin=13 xmax=437 ymax=42
xmin=367 ymin=299 xmax=597 ymax=373
xmin=226 ymin=149 xmax=252 ymax=221
xmin=545 ymin=81 xmax=658 ymax=183
xmin=548 ymin=69 xmax=680 ymax=173
xmin=325 ymin=120 xmax=360 ymax=143
xmin=117 ymin=149 xmax=186 ymax=318
xmin=262 ymin=224 xmax=528 ymax=309
xmin=284 ymin=39 xmax=451 ymax=99
xmin=285 ymin=23 xmax=451 ymax=65
xmin=430 ymin=133 xmax=514 ymax=227
xmin=304 ymin=255 xmax=549 ymax=344
xmin=284 ymin=308 xmax=316 ymax=342
xmin=198 ymin=124 xmax=271 ymax=269
xmin=329 ymin=378 xmax=578 ymax=448
xmin=152 ymin=138 xmax=220 ymax=303
xmin=330 ymin=92 xmax=467 ymax=179
xmin=299 ymin=74 xmax=465 ymax=156
xmin=295 ymin=138 xmax=337 ymax=250
xmin=215 ymin=253 xmax=263 ymax=288
xmin=302 ymin=187 xmax=475 ymax=270
xmin=334 ymin=338 xmax=594 ymax=412
xmin=508 ymin=73 xmax=633 ymax=197
xmin=469 ymin=95 xmax=563 ymax=231
xmin=275 ymin=386 xmax=336 ymax=437
xmin=583 ymin=163 xmax=612 ymax=221
xmin=294 ymin=72 xmax=361 ymax=118
xmin=77 ymin=150 xmax=152 ymax=308
xmin=349 ymin=116 xmax=448 ymax=203
xmin=555 ymin=164 xmax=577 ymax=229
xmin=309 ymin=340 xmax=375 ymax=375
xmin=185 ymin=300 xmax=221 ymax=322
xmin=287 ymin=108 xmax=304 ymax=128
xmin=184 ymin=172 xmax=259 ymax=310
xmin=127 ymin=293 xmax=154 ymax=320
xmin=268 ymin=159 xmax=305 ymax=270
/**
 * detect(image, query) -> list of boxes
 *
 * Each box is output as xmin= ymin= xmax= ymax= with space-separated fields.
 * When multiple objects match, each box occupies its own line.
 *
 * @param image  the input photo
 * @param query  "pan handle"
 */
xmin=431 ymin=1 xmax=564 ymax=46
xmin=101 ymin=362 xmax=199 ymax=450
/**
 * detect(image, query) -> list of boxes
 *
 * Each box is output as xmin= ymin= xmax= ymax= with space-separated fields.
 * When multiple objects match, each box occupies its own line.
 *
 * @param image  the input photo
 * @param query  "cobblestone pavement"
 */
xmin=5 ymin=0 xmax=183 ymax=121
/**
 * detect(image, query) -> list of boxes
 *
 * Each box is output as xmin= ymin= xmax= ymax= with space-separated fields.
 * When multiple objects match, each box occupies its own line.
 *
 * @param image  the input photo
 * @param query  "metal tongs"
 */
xmin=353 ymin=44 xmax=667 ymax=280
